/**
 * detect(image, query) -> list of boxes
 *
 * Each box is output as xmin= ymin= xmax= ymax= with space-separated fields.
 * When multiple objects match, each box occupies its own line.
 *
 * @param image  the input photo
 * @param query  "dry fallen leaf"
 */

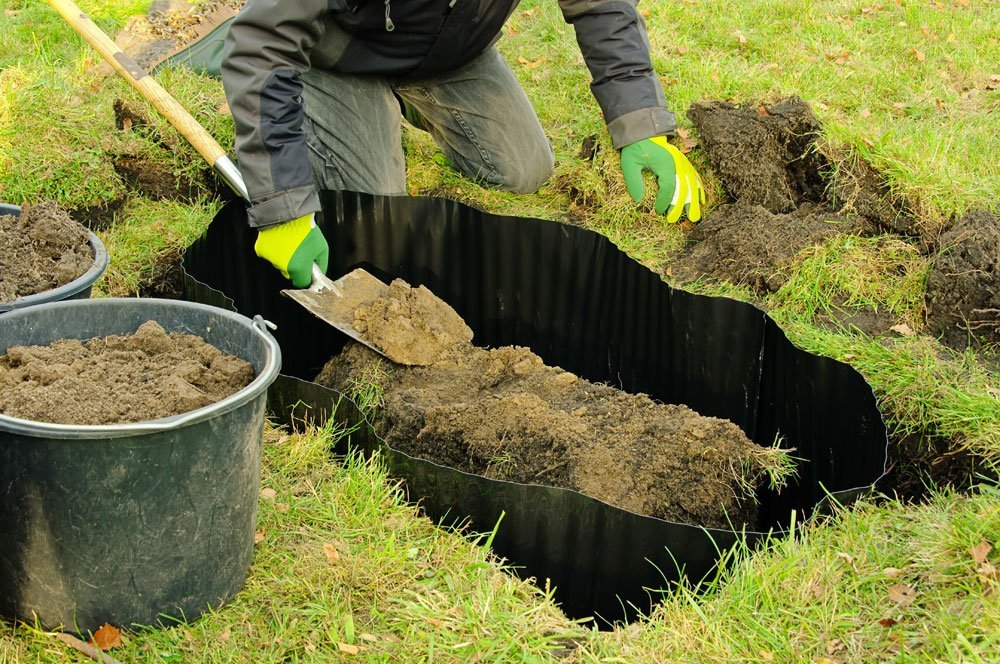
xmin=323 ymin=542 xmax=341 ymax=564
xmin=827 ymin=638 xmax=845 ymax=655
xmin=888 ymin=583 xmax=917 ymax=607
xmin=640 ymin=8 xmax=651 ymax=17
xmin=883 ymin=567 xmax=903 ymax=578
xmin=517 ymin=55 xmax=546 ymax=69
xmin=910 ymin=48 xmax=926 ymax=62
xmin=338 ymin=642 xmax=360 ymax=655
xmin=90 ymin=623 xmax=122 ymax=650
xmin=970 ymin=540 xmax=993 ymax=565
xmin=260 ymin=487 xmax=277 ymax=500
xmin=254 ymin=530 xmax=265 ymax=544
xmin=878 ymin=617 xmax=899 ymax=628
xmin=425 ymin=617 xmax=444 ymax=628
xmin=890 ymin=323 xmax=915 ymax=336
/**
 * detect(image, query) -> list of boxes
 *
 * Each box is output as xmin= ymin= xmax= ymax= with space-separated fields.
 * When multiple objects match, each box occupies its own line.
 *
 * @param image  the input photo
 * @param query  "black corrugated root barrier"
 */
xmin=183 ymin=192 xmax=888 ymax=624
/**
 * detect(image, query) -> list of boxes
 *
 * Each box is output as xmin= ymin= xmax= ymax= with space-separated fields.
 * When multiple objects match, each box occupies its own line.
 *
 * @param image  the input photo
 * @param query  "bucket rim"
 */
xmin=0 ymin=298 xmax=282 ymax=437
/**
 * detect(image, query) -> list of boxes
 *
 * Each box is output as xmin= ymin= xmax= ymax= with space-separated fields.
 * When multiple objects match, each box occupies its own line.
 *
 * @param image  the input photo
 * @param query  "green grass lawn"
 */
xmin=1 ymin=0 xmax=998 ymax=661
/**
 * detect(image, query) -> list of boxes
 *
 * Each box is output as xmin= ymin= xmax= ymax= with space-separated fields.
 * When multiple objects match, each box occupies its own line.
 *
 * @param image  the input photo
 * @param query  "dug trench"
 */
xmin=313 ymin=278 xmax=794 ymax=530
xmin=94 ymin=89 xmax=993 ymax=498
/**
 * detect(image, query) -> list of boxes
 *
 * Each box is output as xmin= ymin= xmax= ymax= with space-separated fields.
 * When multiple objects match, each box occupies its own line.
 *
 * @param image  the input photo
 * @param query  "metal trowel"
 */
xmin=281 ymin=265 xmax=400 ymax=362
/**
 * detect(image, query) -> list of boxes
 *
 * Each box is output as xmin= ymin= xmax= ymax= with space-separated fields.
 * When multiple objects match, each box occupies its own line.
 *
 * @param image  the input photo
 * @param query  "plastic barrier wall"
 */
xmin=183 ymin=192 xmax=888 ymax=623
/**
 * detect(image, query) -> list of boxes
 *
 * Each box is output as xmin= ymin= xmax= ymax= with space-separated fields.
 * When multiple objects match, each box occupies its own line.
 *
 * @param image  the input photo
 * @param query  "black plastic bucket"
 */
xmin=0 ymin=203 xmax=109 ymax=314
xmin=184 ymin=192 xmax=888 ymax=623
xmin=0 ymin=298 xmax=281 ymax=633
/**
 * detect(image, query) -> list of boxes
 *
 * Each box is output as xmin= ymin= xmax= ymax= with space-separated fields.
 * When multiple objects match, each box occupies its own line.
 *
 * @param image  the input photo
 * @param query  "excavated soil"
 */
xmin=925 ymin=210 xmax=1000 ymax=348
xmin=668 ymin=202 xmax=857 ymax=292
xmin=315 ymin=279 xmax=787 ymax=529
xmin=671 ymin=98 xmax=866 ymax=292
xmin=0 ymin=321 xmax=253 ymax=425
xmin=0 ymin=202 xmax=94 ymax=303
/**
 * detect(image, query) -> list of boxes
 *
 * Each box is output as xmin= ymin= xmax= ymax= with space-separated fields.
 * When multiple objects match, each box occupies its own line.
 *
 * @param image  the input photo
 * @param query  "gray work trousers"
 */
xmin=300 ymin=48 xmax=555 ymax=195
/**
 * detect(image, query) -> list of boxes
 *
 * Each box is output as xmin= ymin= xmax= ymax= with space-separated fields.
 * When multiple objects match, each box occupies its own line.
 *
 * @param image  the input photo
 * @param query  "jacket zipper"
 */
xmin=384 ymin=0 xmax=394 ymax=31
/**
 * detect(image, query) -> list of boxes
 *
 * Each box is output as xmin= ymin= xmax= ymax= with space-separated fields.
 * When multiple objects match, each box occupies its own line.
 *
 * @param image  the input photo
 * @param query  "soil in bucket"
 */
xmin=0 ymin=201 xmax=94 ymax=302
xmin=0 ymin=320 xmax=254 ymax=425
xmin=315 ymin=279 xmax=794 ymax=529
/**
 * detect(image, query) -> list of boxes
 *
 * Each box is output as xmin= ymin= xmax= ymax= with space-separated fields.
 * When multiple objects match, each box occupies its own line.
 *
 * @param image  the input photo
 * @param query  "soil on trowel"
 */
xmin=0 ymin=202 xmax=93 ymax=303
xmin=315 ymin=280 xmax=788 ymax=529
xmin=925 ymin=210 xmax=1000 ymax=348
xmin=354 ymin=279 xmax=474 ymax=365
xmin=0 ymin=321 xmax=254 ymax=425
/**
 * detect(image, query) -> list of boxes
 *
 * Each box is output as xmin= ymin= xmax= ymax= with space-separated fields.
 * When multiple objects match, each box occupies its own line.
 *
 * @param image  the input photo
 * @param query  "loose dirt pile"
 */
xmin=316 ymin=279 xmax=790 ymax=528
xmin=0 ymin=202 xmax=93 ymax=303
xmin=0 ymin=321 xmax=254 ymax=425
xmin=670 ymin=98 xmax=868 ymax=292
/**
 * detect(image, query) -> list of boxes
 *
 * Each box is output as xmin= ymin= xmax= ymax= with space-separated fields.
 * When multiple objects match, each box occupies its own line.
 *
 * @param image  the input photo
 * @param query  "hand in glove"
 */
xmin=620 ymin=136 xmax=705 ymax=224
xmin=254 ymin=213 xmax=329 ymax=288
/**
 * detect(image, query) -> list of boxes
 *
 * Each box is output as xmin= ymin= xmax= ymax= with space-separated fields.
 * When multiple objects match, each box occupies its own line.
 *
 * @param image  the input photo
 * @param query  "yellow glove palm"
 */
xmin=254 ymin=213 xmax=330 ymax=288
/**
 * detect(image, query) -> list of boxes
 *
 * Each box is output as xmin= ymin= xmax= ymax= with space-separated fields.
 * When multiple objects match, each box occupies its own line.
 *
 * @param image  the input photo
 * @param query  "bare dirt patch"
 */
xmin=315 ymin=278 xmax=790 ymax=529
xmin=0 ymin=202 xmax=93 ymax=303
xmin=0 ymin=321 xmax=253 ymax=425
xmin=925 ymin=210 xmax=1000 ymax=349
xmin=668 ymin=202 xmax=854 ymax=291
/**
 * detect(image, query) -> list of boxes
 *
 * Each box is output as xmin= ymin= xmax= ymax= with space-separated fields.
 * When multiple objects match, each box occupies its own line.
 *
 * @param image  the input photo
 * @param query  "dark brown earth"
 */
xmin=0 ymin=321 xmax=253 ymax=425
xmin=314 ymin=279 xmax=789 ymax=529
xmin=672 ymin=99 xmax=868 ymax=292
xmin=925 ymin=210 xmax=1000 ymax=348
xmin=668 ymin=202 xmax=859 ymax=292
xmin=0 ymin=202 xmax=94 ymax=303
xmin=687 ymin=96 xmax=828 ymax=213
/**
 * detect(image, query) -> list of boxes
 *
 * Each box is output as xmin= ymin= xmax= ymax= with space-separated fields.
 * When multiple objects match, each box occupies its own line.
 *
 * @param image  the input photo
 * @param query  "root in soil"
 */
xmin=0 ymin=321 xmax=253 ymax=425
xmin=315 ymin=278 xmax=795 ymax=529
xmin=0 ymin=202 xmax=93 ymax=303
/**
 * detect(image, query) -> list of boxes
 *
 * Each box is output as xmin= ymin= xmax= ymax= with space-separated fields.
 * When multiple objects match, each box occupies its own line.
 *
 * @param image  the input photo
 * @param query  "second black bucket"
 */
xmin=0 ymin=203 xmax=109 ymax=314
xmin=0 ymin=299 xmax=281 ymax=633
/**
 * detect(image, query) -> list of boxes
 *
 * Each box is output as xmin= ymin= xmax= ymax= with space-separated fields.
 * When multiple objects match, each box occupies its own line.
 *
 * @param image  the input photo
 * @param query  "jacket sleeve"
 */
xmin=221 ymin=0 xmax=327 ymax=228
xmin=558 ymin=0 xmax=676 ymax=149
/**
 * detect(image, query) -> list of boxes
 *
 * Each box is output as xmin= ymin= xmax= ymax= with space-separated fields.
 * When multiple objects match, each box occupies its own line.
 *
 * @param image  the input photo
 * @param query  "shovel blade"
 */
xmin=281 ymin=268 xmax=396 ymax=362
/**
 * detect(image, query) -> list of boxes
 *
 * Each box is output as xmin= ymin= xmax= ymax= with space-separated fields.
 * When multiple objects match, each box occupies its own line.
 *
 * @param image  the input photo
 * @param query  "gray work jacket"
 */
xmin=222 ymin=0 xmax=676 ymax=228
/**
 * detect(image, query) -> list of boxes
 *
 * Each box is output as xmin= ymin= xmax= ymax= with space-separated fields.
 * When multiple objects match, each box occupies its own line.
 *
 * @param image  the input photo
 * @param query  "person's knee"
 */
xmin=496 ymin=144 xmax=555 ymax=194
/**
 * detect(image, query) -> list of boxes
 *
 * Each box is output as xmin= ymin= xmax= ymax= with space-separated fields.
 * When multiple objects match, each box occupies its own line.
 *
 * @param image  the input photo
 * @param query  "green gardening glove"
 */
xmin=254 ymin=213 xmax=330 ymax=288
xmin=621 ymin=136 xmax=705 ymax=224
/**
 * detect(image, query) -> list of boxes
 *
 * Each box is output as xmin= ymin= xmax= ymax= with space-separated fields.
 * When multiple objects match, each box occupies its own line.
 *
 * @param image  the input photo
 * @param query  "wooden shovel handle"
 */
xmin=47 ymin=0 xmax=248 ymax=200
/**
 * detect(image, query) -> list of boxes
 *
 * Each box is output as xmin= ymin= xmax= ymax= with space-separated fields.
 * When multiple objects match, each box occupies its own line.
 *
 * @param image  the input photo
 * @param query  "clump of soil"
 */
xmin=353 ymin=279 xmax=473 ymax=365
xmin=668 ymin=202 xmax=855 ymax=291
xmin=0 ymin=321 xmax=254 ymax=425
xmin=0 ymin=202 xmax=94 ymax=303
xmin=316 ymin=280 xmax=791 ymax=529
xmin=925 ymin=210 xmax=1000 ymax=348
xmin=687 ymin=97 xmax=828 ymax=213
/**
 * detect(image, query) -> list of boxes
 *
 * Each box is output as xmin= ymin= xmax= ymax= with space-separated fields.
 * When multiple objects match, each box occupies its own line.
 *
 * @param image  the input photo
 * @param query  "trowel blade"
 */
xmin=281 ymin=267 xmax=396 ymax=362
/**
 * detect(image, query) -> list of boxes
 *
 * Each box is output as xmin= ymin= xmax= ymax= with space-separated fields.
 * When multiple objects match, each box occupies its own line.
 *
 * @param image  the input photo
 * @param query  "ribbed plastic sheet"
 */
xmin=182 ymin=192 xmax=888 ymax=623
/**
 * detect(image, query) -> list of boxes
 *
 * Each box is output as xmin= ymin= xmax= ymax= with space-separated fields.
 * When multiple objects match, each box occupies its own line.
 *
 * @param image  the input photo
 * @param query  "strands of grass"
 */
xmin=772 ymin=233 xmax=928 ymax=331
xmin=580 ymin=484 xmax=1000 ymax=662
xmin=94 ymin=196 xmax=218 ymax=296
